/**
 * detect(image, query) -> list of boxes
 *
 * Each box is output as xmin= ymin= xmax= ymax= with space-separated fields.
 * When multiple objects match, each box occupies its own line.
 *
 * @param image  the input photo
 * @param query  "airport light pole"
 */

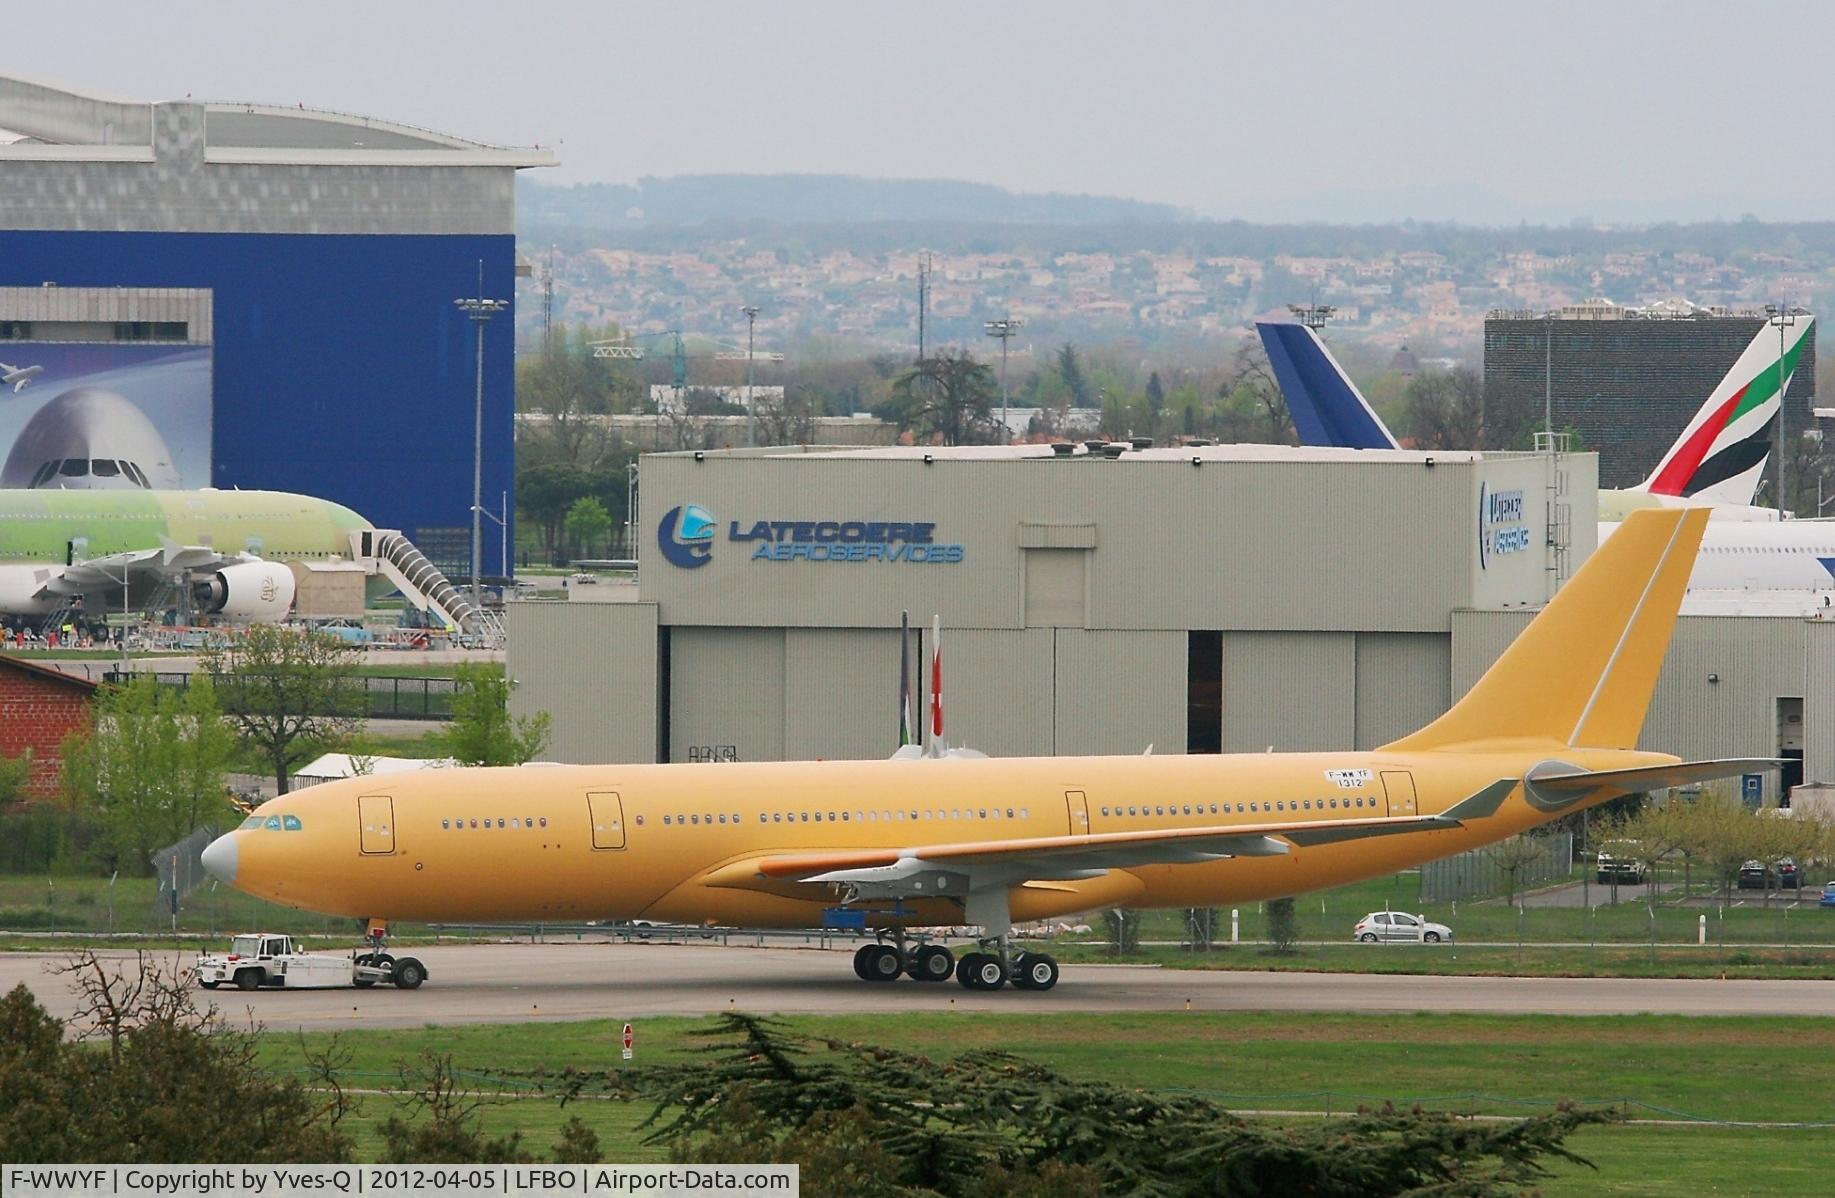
xmin=1766 ymin=303 xmax=1799 ymax=516
xmin=1287 ymin=302 xmax=1336 ymax=332
xmin=743 ymin=305 xmax=760 ymax=448
xmin=1543 ymin=311 xmax=1556 ymax=438
xmin=984 ymin=317 xmax=1023 ymax=443
xmin=455 ymin=264 xmax=508 ymax=611
xmin=473 ymin=491 xmax=508 ymax=582
xmin=92 ymin=562 xmax=131 ymax=677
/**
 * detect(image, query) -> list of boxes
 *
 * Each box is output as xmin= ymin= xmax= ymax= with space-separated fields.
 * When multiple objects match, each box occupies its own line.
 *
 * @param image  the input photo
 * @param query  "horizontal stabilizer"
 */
xmin=1528 ymin=758 xmax=1780 ymax=795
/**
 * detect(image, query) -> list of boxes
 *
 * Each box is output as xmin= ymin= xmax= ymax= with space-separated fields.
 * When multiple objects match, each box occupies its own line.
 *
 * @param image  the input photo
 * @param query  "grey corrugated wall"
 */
xmin=1222 ymin=631 xmax=1355 ymax=751
xmin=505 ymin=601 xmax=658 ymax=765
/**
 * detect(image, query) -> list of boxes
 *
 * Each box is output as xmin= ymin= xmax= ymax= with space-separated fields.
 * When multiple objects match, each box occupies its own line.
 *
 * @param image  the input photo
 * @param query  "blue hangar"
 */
xmin=0 ymin=73 xmax=555 ymax=573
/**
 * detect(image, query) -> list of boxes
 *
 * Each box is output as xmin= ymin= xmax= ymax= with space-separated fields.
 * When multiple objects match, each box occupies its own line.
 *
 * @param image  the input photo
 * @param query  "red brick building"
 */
xmin=0 ymin=656 xmax=97 ymax=799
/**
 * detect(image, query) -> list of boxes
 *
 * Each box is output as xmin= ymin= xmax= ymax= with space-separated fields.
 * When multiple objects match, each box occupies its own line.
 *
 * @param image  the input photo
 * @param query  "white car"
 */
xmin=1352 ymin=911 xmax=1453 ymax=944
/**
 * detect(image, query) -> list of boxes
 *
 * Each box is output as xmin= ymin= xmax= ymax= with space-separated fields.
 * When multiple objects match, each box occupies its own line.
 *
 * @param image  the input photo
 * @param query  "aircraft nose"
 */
xmin=201 ymin=832 xmax=239 ymax=886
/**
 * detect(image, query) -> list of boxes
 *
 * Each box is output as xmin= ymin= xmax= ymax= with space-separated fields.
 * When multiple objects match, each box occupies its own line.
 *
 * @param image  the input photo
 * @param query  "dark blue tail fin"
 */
xmin=1256 ymin=321 xmax=1398 ymax=450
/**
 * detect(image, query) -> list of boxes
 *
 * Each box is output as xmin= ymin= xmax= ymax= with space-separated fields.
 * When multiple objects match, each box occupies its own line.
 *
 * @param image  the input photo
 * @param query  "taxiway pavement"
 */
xmin=3 ymin=942 xmax=1831 ymax=1031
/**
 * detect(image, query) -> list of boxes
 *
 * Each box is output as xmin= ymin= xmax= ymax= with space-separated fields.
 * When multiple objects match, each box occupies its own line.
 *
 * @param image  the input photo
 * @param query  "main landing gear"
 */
xmin=852 ymin=937 xmax=956 ymax=983
xmin=849 ymin=936 xmax=1060 ymax=992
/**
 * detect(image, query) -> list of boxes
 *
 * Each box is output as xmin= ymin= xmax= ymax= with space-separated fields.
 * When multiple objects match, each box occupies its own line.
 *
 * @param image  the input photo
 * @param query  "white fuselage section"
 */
xmin=1600 ymin=519 xmax=1835 ymax=595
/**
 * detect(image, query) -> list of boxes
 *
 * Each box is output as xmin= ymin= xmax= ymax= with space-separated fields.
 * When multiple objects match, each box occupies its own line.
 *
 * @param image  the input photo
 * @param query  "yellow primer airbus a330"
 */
xmin=204 ymin=507 xmax=1760 ymax=992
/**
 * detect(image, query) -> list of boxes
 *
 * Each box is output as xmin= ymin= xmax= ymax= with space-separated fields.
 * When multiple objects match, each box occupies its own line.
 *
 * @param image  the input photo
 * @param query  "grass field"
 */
xmin=248 ymin=1012 xmax=1835 ymax=1195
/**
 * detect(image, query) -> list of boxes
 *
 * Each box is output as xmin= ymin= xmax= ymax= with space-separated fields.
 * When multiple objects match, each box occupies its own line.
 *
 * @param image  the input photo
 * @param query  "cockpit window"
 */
xmin=29 ymin=461 xmax=56 ymax=488
xmin=91 ymin=460 xmax=120 ymax=478
xmin=125 ymin=462 xmax=151 ymax=488
xmin=59 ymin=459 xmax=88 ymax=477
xmin=240 ymin=816 xmax=262 ymax=829
xmin=264 ymin=816 xmax=282 ymax=831
xmin=282 ymin=814 xmax=302 ymax=831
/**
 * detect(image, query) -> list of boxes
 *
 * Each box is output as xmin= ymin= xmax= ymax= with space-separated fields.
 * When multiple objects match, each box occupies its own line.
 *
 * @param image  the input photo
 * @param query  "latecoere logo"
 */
xmin=657 ymin=504 xmax=716 ymax=569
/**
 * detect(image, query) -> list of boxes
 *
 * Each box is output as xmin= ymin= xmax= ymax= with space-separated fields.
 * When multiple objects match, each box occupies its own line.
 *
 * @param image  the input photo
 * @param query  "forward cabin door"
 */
xmin=1380 ymin=772 xmax=1418 ymax=818
xmin=1064 ymin=790 xmax=1091 ymax=835
xmin=588 ymin=791 xmax=628 ymax=850
xmin=358 ymin=795 xmax=396 ymax=855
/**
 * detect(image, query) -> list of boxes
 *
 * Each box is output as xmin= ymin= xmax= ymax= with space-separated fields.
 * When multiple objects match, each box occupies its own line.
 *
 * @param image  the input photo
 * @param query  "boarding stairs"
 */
xmin=349 ymin=530 xmax=503 ymax=645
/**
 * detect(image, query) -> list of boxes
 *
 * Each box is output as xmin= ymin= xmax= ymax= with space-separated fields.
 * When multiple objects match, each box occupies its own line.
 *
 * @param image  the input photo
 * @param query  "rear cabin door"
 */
xmin=358 ymin=795 xmax=396 ymax=855
xmin=1380 ymin=771 xmax=1418 ymax=818
xmin=1065 ymin=790 xmax=1091 ymax=835
xmin=588 ymin=791 xmax=628 ymax=850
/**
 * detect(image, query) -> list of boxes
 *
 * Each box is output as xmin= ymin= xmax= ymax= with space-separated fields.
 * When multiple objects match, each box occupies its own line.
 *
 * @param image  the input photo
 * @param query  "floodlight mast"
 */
xmin=984 ymin=317 xmax=1024 ymax=442
xmin=1767 ymin=302 xmax=1801 ymax=516
xmin=743 ymin=305 xmax=761 ymax=447
xmin=455 ymin=262 xmax=508 ymax=612
xmin=1287 ymin=302 xmax=1335 ymax=331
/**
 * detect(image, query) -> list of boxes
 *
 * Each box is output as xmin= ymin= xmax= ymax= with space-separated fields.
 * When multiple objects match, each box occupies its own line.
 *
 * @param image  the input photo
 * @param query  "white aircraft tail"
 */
xmin=1638 ymin=316 xmax=1813 ymax=504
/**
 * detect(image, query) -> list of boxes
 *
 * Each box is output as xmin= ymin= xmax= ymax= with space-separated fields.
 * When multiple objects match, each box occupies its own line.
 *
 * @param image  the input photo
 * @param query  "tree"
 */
xmin=518 ymin=461 xmax=596 ymax=562
xmin=563 ymin=496 xmax=614 ymax=560
xmin=1102 ymin=908 xmax=1140 ymax=955
xmin=380 ymin=1052 xmax=535 ymax=1164
xmin=885 ymin=350 xmax=999 ymax=445
xmin=60 ymin=676 xmax=234 ymax=872
xmin=1221 ymin=341 xmax=1293 ymax=443
xmin=0 ymin=953 xmax=353 ymax=1162
xmin=1484 ymin=834 xmax=1548 ymax=906
xmin=205 ymin=625 xmax=365 ymax=795
xmin=1145 ymin=370 xmax=1166 ymax=432
xmin=574 ymin=1012 xmax=1607 ymax=1198
xmin=1400 ymin=367 xmax=1486 ymax=450
xmin=754 ymin=384 xmax=818 ymax=447
xmin=1695 ymin=796 xmax=1764 ymax=906
xmin=1602 ymin=800 xmax=1683 ymax=914
xmin=0 ymin=748 xmax=32 ymax=807
xmin=436 ymin=664 xmax=552 ymax=767
xmin=1056 ymin=344 xmax=1092 ymax=408
xmin=1265 ymin=897 xmax=1299 ymax=954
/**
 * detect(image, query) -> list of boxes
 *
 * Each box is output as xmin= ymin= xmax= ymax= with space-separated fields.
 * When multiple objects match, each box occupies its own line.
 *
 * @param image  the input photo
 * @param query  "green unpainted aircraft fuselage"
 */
xmin=0 ymin=489 xmax=372 ymax=564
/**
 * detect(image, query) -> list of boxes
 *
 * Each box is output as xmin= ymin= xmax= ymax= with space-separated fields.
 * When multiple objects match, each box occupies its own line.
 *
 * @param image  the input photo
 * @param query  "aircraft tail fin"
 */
xmin=1256 ymin=321 xmax=1399 ymax=450
xmin=1638 ymin=315 xmax=1813 ymax=503
xmin=1382 ymin=507 xmax=1707 ymax=752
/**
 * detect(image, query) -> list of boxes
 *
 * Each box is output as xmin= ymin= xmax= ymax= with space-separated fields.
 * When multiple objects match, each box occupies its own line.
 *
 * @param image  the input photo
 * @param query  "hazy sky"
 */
xmin=15 ymin=1 xmax=1835 ymax=224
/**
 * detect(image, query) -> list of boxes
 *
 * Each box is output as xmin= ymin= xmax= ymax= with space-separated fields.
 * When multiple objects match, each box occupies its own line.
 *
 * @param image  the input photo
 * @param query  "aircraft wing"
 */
xmin=39 ymin=540 xmax=233 ymax=598
xmin=699 ymin=795 xmax=1512 ymax=898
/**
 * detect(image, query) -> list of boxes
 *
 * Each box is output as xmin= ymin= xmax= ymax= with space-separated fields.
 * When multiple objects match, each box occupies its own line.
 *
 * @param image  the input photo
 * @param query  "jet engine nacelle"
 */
xmin=195 ymin=561 xmax=296 ymax=622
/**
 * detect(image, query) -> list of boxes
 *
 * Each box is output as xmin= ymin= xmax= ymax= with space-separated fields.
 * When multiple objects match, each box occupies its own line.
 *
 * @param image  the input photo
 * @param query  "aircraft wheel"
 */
xmin=852 ymin=945 xmax=877 ymax=980
xmin=964 ymin=953 xmax=1006 ymax=991
xmin=392 ymin=957 xmax=427 ymax=989
xmin=909 ymin=944 xmax=954 ymax=982
xmin=862 ymin=944 xmax=903 ymax=982
xmin=956 ymin=952 xmax=985 ymax=989
xmin=1016 ymin=953 xmax=1059 ymax=991
xmin=1359 ymin=933 xmax=1378 ymax=943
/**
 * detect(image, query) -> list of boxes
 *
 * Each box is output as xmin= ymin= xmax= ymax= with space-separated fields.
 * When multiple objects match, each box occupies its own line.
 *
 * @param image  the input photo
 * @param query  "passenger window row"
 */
xmin=443 ymin=817 xmax=547 ymax=830
xmin=1099 ymin=796 xmax=1378 ymax=817
xmin=659 ymin=807 xmax=1032 ymax=828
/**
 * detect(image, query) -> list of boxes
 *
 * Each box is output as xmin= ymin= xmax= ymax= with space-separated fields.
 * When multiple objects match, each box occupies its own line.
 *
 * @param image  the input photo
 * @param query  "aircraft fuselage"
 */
xmin=216 ymin=744 xmax=1668 ymax=928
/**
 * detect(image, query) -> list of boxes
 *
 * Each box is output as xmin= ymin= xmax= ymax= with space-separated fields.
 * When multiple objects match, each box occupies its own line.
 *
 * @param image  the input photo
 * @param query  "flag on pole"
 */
xmin=898 ymin=611 xmax=913 ymax=748
xmin=929 ymin=615 xmax=943 ymax=749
